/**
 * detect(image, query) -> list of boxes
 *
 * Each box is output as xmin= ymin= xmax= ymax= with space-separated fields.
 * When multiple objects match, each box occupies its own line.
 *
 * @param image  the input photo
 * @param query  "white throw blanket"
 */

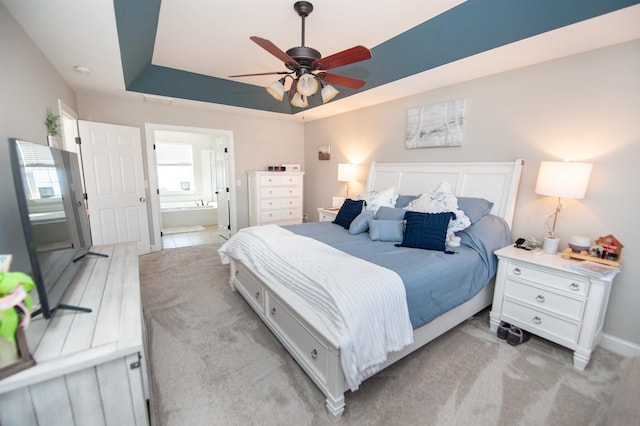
xmin=218 ymin=225 xmax=414 ymax=391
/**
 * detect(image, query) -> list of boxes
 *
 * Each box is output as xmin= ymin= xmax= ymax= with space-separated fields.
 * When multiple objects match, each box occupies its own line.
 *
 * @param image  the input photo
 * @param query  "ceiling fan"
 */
xmin=229 ymin=1 xmax=372 ymax=108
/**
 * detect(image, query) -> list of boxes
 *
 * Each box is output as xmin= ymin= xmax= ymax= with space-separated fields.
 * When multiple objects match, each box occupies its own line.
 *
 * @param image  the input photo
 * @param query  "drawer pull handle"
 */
xmin=235 ymin=270 xmax=239 ymax=277
xmin=513 ymin=268 xmax=522 ymax=275
xmin=311 ymin=349 xmax=318 ymax=360
xmin=535 ymin=295 xmax=545 ymax=303
xmin=569 ymin=283 xmax=580 ymax=291
xmin=533 ymin=316 xmax=542 ymax=324
xmin=255 ymin=291 xmax=260 ymax=299
xmin=268 ymin=179 xmax=272 ymax=182
xmin=271 ymin=307 xmax=276 ymax=315
xmin=269 ymin=190 xmax=273 ymax=194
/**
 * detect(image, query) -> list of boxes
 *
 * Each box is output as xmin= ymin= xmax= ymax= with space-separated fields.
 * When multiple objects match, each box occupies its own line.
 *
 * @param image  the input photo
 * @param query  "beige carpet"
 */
xmin=140 ymin=243 xmax=631 ymax=426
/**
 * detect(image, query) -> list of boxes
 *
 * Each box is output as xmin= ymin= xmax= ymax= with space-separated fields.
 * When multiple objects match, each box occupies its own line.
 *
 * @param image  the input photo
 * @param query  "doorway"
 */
xmin=145 ymin=124 xmax=236 ymax=252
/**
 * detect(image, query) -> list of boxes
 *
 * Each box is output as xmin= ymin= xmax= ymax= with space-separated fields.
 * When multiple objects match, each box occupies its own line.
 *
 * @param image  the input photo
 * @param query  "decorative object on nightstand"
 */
xmin=535 ymin=161 xmax=593 ymax=254
xmin=561 ymin=234 xmax=623 ymax=267
xmin=337 ymin=163 xmax=357 ymax=198
xmin=490 ymin=245 xmax=620 ymax=370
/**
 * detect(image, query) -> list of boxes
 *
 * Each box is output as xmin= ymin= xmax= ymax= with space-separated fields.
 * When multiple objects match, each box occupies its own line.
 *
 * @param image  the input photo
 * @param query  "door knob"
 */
xmin=139 ymin=197 xmax=146 ymax=202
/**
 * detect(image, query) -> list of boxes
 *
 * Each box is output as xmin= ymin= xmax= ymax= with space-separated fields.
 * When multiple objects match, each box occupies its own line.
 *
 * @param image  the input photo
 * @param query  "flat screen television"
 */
xmin=7 ymin=138 xmax=95 ymax=319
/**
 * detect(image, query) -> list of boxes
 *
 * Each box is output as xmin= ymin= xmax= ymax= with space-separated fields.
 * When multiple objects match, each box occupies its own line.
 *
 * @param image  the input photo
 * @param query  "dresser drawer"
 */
xmin=506 ymin=261 xmax=588 ymax=297
xmin=233 ymin=264 xmax=265 ymax=314
xmin=259 ymin=174 xmax=302 ymax=187
xmin=502 ymin=299 xmax=580 ymax=347
xmin=260 ymin=208 xmax=302 ymax=222
xmin=266 ymin=294 xmax=328 ymax=383
xmin=259 ymin=186 xmax=302 ymax=198
xmin=504 ymin=279 xmax=585 ymax=321
xmin=260 ymin=197 xmax=301 ymax=210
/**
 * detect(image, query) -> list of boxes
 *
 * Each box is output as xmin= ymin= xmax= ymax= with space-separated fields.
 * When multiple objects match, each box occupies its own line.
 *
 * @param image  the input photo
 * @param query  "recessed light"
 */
xmin=73 ymin=65 xmax=91 ymax=74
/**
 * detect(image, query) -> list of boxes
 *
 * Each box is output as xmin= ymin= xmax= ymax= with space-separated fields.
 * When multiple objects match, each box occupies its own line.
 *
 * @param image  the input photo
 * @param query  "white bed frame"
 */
xmin=228 ymin=160 xmax=524 ymax=417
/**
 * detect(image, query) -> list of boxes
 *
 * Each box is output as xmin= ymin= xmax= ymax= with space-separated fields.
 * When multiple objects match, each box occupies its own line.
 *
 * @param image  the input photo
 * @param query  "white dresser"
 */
xmin=248 ymin=171 xmax=304 ymax=226
xmin=489 ymin=245 xmax=618 ymax=370
xmin=0 ymin=242 xmax=152 ymax=426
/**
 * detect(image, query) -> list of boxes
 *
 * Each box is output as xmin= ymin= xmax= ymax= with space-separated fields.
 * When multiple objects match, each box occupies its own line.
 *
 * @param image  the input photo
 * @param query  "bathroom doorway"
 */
xmin=145 ymin=124 xmax=236 ymax=252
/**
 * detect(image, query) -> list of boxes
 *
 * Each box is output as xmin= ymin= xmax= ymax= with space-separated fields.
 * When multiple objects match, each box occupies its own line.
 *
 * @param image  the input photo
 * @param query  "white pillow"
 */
xmin=404 ymin=182 xmax=471 ymax=235
xmin=358 ymin=187 xmax=399 ymax=213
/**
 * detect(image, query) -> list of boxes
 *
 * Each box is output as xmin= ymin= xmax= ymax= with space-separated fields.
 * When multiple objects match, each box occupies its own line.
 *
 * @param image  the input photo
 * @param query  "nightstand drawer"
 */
xmin=502 ymin=300 xmax=580 ymax=346
xmin=506 ymin=261 xmax=588 ymax=297
xmin=504 ymin=280 xmax=585 ymax=321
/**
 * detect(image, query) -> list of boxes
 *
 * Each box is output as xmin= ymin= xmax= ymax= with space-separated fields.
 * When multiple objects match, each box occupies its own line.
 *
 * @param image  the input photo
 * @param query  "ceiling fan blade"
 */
xmin=319 ymin=73 xmax=366 ymax=90
xmin=250 ymin=36 xmax=300 ymax=68
xmin=229 ymin=71 xmax=291 ymax=78
xmin=288 ymin=78 xmax=298 ymax=100
xmin=312 ymin=46 xmax=371 ymax=71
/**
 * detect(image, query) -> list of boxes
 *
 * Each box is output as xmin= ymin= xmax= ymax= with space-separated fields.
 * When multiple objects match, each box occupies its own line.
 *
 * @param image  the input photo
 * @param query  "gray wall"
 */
xmin=0 ymin=5 xmax=77 ymax=274
xmin=303 ymin=40 xmax=640 ymax=348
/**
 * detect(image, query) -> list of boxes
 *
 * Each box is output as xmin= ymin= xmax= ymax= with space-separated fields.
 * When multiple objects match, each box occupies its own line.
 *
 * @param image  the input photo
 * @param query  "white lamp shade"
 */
xmin=337 ymin=163 xmax=357 ymax=182
xmin=296 ymin=74 xmax=318 ymax=97
xmin=290 ymin=93 xmax=308 ymax=108
xmin=535 ymin=161 xmax=593 ymax=199
xmin=266 ymin=79 xmax=285 ymax=101
xmin=321 ymin=84 xmax=339 ymax=103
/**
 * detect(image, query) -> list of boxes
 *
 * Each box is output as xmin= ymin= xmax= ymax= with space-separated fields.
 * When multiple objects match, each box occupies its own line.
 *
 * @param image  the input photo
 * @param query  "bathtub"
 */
xmin=160 ymin=201 xmax=218 ymax=228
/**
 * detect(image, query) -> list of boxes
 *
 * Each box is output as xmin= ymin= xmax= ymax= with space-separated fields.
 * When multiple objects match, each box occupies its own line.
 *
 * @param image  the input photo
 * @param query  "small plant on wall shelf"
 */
xmin=44 ymin=108 xmax=60 ymax=136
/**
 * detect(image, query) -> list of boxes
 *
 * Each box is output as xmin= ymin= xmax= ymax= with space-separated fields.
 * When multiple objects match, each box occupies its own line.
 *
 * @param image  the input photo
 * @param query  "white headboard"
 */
xmin=366 ymin=160 xmax=524 ymax=228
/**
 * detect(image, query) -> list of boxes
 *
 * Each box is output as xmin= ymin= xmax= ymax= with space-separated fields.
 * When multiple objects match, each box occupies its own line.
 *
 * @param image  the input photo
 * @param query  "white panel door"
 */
xmin=215 ymin=137 xmax=231 ymax=239
xmin=78 ymin=121 xmax=150 ymax=255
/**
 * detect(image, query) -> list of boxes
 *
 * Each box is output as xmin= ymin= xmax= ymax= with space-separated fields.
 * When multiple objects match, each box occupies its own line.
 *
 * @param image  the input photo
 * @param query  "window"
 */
xmin=156 ymin=143 xmax=195 ymax=193
xmin=17 ymin=141 xmax=61 ymax=200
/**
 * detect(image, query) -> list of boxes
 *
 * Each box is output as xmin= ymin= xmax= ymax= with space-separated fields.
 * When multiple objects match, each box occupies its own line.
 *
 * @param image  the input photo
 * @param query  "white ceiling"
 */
xmin=3 ymin=0 xmax=640 ymax=121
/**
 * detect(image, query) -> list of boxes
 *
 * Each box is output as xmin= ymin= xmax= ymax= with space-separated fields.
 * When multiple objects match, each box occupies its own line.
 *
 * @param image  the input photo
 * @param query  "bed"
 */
xmin=219 ymin=160 xmax=524 ymax=416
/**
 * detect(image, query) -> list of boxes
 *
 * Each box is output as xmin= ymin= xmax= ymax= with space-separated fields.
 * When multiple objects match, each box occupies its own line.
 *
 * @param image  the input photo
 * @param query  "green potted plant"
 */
xmin=44 ymin=109 xmax=60 ymax=136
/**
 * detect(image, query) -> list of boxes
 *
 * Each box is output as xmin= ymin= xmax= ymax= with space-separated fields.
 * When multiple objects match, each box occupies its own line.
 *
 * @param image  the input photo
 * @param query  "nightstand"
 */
xmin=317 ymin=207 xmax=339 ymax=222
xmin=489 ymin=245 xmax=618 ymax=370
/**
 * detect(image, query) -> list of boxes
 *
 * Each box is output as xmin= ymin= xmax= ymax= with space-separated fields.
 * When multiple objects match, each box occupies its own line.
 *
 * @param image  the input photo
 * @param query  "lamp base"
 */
xmin=543 ymin=236 xmax=560 ymax=254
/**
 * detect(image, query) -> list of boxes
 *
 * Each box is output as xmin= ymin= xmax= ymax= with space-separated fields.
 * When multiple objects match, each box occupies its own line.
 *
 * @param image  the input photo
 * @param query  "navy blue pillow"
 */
xmin=397 ymin=211 xmax=455 ymax=251
xmin=333 ymin=199 xmax=365 ymax=229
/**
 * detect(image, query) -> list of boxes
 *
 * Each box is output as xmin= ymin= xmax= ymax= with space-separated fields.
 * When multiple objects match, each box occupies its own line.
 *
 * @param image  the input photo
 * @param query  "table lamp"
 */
xmin=337 ymin=163 xmax=357 ymax=198
xmin=535 ymin=161 xmax=593 ymax=254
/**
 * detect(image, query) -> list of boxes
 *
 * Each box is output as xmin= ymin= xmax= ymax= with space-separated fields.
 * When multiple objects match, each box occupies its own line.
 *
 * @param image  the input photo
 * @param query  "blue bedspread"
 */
xmin=285 ymin=214 xmax=510 ymax=329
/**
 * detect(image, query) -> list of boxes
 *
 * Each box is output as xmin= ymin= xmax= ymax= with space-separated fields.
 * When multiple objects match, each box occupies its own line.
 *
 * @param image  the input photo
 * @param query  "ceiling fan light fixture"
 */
xmin=266 ymin=78 xmax=286 ymax=101
xmin=321 ymin=83 xmax=339 ymax=104
xmin=296 ymin=73 xmax=318 ymax=97
xmin=290 ymin=93 xmax=309 ymax=108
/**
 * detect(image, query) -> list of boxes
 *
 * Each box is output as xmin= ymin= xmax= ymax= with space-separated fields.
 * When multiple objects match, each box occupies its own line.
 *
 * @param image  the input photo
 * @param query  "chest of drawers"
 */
xmin=489 ymin=245 xmax=618 ymax=370
xmin=248 ymin=171 xmax=304 ymax=226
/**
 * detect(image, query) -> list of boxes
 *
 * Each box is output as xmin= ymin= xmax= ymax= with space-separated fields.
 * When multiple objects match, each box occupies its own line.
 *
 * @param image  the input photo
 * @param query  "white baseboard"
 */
xmin=601 ymin=333 xmax=640 ymax=358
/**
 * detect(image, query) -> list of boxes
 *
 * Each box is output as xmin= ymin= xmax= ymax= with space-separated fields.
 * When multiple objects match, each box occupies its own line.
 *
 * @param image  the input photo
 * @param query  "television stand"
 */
xmin=73 ymin=250 xmax=109 ymax=262
xmin=53 ymin=303 xmax=92 ymax=314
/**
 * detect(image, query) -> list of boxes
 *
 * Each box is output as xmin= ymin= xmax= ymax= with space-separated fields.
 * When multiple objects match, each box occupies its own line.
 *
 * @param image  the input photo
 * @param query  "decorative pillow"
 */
xmin=396 ymin=211 xmax=455 ymax=251
xmin=404 ymin=182 xmax=471 ymax=235
xmin=395 ymin=195 xmax=418 ymax=209
xmin=349 ymin=211 xmax=374 ymax=235
xmin=358 ymin=187 xmax=399 ymax=213
xmin=369 ymin=220 xmax=405 ymax=242
xmin=375 ymin=206 xmax=406 ymax=221
xmin=457 ymin=197 xmax=494 ymax=224
xmin=332 ymin=199 xmax=365 ymax=229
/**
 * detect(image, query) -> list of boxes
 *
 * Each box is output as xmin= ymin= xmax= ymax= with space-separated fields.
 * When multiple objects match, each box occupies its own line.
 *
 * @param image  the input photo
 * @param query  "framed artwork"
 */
xmin=318 ymin=145 xmax=331 ymax=160
xmin=405 ymin=99 xmax=466 ymax=149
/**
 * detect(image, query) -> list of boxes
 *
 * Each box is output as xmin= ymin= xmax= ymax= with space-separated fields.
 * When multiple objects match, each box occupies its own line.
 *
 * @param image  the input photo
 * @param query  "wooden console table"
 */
xmin=0 ymin=242 xmax=152 ymax=425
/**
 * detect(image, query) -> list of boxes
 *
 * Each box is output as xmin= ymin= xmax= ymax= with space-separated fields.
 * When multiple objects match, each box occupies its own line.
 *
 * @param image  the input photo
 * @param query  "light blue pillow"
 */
xmin=375 ymin=206 xmax=406 ymax=221
xmin=349 ymin=211 xmax=374 ymax=235
xmin=395 ymin=195 xmax=417 ymax=208
xmin=457 ymin=197 xmax=494 ymax=224
xmin=369 ymin=220 xmax=404 ymax=242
